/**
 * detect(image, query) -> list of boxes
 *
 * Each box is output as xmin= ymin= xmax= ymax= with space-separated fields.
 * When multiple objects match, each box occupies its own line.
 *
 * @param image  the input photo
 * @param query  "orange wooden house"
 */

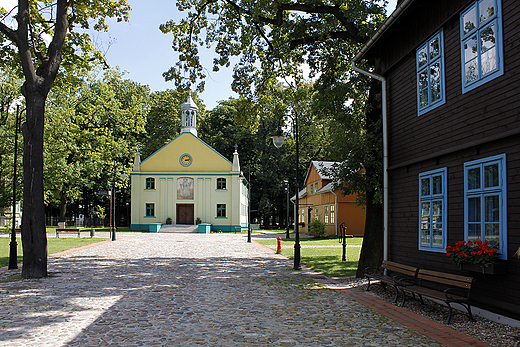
xmin=295 ymin=161 xmax=366 ymax=236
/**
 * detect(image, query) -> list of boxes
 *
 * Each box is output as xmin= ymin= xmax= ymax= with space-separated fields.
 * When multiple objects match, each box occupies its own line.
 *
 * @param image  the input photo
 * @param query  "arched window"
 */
xmin=217 ymin=178 xmax=226 ymax=190
xmin=145 ymin=177 xmax=155 ymax=190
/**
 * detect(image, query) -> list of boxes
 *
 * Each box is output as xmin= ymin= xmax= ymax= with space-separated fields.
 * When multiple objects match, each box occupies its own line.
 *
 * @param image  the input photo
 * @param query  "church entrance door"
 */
xmin=176 ymin=204 xmax=194 ymax=225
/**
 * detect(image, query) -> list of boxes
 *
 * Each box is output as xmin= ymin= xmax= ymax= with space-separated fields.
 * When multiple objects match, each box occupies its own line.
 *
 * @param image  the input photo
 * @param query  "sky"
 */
xmin=3 ymin=0 xmax=398 ymax=109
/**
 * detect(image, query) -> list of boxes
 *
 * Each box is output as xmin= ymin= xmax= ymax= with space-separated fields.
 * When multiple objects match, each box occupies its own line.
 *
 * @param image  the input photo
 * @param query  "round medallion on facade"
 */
xmin=180 ymin=153 xmax=192 ymax=167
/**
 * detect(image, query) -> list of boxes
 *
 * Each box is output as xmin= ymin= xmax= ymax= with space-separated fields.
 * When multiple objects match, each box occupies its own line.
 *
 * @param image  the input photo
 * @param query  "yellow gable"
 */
xmin=140 ymin=133 xmax=232 ymax=172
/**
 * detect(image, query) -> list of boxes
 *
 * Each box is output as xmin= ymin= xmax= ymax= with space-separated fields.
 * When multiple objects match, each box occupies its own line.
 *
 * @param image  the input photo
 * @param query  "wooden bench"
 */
xmin=399 ymin=269 xmax=474 ymax=324
xmin=364 ymin=261 xmax=418 ymax=304
xmin=56 ymin=228 xmax=80 ymax=238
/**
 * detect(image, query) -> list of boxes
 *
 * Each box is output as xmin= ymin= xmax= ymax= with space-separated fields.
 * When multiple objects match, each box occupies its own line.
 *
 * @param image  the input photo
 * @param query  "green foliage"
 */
xmin=92 ymin=205 xmax=105 ymax=219
xmin=44 ymin=69 xmax=149 ymax=217
xmin=308 ymin=218 xmax=326 ymax=238
xmin=0 ymin=69 xmax=23 ymax=208
xmin=140 ymin=89 xmax=205 ymax=158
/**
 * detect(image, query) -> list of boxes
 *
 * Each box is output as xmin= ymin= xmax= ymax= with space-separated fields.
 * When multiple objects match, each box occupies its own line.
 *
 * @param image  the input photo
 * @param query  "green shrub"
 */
xmin=308 ymin=218 xmax=326 ymax=238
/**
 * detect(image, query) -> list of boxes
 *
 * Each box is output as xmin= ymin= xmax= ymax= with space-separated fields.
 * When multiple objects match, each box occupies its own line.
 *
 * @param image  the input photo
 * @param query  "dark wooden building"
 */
xmin=354 ymin=0 xmax=520 ymax=319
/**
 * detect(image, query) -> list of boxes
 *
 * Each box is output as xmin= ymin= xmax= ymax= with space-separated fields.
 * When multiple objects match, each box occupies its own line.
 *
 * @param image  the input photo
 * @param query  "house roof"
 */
xmin=304 ymin=161 xmax=337 ymax=184
xmin=291 ymin=187 xmax=307 ymax=201
xmin=352 ymin=0 xmax=415 ymax=63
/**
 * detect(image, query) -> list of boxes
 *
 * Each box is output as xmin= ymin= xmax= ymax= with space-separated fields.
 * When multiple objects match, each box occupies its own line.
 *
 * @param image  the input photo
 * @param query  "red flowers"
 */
xmin=446 ymin=240 xmax=499 ymax=265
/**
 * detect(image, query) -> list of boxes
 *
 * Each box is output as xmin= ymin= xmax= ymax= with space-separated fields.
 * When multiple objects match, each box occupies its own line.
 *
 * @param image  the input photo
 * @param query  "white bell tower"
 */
xmin=181 ymin=92 xmax=198 ymax=136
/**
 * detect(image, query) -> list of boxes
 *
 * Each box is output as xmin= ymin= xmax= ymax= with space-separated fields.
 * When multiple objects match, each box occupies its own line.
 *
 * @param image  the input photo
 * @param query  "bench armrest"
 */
xmin=444 ymin=287 xmax=470 ymax=299
xmin=394 ymin=276 xmax=415 ymax=286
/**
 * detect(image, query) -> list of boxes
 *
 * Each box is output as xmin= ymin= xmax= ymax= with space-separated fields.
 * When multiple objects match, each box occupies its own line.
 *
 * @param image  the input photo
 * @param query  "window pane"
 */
xmin=465 ymin=59 xmax=479 ymax=84
xmin=485 ymin=224 xmax=500 ymax=248
xmin=468 ymin=224 xmax=480 ymax=241
xmin=430 ymin=63 xmax=441 ymax=103
xmin=467 ymin=167 xmax=481 ymax=190
xmin=421 ymin=202 xmax=430 ymax=223
xmin=432 ymin=200 xmax=442 ymax=223
xmin=418 ymin=46 xmax=428 ymax=68
xmin=421 ymin=177 xmax=430 ymax=196
xmin=421 ymin=224 xmax=430 ymax=245
xmin=463 ymin=6 xmax=477 ymax=35
xmin=485 ymin=195 xmax=499 ymax=222
xmin=481 ymin=24 xmax=497 ymax=75
xmin=484 ymin=163 xmax=499 ymax=187
xmin=479 ymin=0 xmax=495 ymax=23
xmin=464 ymin=35 xmax=478 ymax=61
xmin=432 ymin=223 xmax=443 ymax=245
xmin=429 ymin=37 xmax=440 ymax=60
xmin=468 ymin=197 xmax=481 ymax=223
xmin=432 ymin=175 xmax=442 ymax=195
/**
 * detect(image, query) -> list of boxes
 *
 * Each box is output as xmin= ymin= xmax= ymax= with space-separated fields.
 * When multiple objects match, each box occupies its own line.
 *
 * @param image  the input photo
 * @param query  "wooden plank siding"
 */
xmin=372 ymin=0 xmax=520 ymax=318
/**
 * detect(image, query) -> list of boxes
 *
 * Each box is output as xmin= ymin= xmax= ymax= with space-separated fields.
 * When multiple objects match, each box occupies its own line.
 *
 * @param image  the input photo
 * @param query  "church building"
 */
xmin=130 ymin=94 xmax=248 ymax=232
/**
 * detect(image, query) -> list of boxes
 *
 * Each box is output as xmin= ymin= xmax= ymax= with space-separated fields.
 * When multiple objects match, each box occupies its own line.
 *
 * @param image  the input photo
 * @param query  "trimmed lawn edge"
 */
xmin=0 ymin=239 xmax=111 ymax=273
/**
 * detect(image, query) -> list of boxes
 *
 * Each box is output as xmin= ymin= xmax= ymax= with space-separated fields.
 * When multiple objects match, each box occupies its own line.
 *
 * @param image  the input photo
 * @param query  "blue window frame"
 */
xmin=460 ymin=0 xmax=504 ymax=93
xmin=217 ymin=178 xmax=226 ymax=190
xmin=145 ymin=177 xmax=155 ymax=190
xmin=419 ymin=168 xmax=447 ymax=252
xmin=217 ymin=204 xmax=226 ymax=218
xmin=417 ymin=29 xmax=446 ymax=116
xmin=464 ymin=154 xmax=507 ymax=259
xmin=145 ymin=203 xmax=155 ymax=217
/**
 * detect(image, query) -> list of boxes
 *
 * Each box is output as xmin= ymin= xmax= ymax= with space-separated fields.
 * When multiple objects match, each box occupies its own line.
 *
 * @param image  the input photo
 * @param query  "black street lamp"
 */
xmin=284 ymin=180 xmax=290 ymax=239
xmin=8 ymin=105 xmax=23 ymax=270
xmin=111 ymin=170 xmax=127 ymax=241
xmin=272 ymin=115 xmax=301 ymax=270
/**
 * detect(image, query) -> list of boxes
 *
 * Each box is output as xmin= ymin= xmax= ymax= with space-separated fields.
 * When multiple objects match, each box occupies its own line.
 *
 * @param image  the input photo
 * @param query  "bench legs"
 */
xmin=400 ymin=289 xmax=474 ymax=325
xmin=445 ymin=301 xmax=474 ymax=325
xmin=366 ymin=278 xmax=400 ymax=304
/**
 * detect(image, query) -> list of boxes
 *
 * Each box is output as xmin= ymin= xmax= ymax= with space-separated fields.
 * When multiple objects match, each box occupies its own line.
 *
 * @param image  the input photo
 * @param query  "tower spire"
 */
xmin=181 ymin=90 xmax=198 ymax=136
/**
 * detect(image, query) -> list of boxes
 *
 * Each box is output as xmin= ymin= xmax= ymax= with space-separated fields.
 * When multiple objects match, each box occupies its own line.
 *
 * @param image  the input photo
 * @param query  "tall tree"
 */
xmin=44 ymin=70 xmax=149 ymax=222
xmin=0 ymin=0 xmax=131 ymax=278
xmin=161 ymin=0 xmax=387 ymax=274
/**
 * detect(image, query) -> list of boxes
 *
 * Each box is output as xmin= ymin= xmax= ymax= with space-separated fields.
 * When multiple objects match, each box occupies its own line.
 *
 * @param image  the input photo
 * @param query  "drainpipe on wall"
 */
xmin=351 ymin=62 xmax=388 ymax=262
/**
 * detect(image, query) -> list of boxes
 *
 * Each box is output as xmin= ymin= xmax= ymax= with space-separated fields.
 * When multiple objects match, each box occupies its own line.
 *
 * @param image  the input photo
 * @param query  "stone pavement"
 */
xmin=0 ymin=233 xmax=487 ymax=346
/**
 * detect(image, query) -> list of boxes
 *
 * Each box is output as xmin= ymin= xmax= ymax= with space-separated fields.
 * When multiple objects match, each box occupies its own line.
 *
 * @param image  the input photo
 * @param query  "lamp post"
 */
xmin=272 ymin=115 xmax=301 ymax=270
xmin=111 ymin=170 xmax=127 ymax=241
xmin=8 ymin=105 xmax=23 ymax=270
xmin=284 ymin=180 xmax=290 ymax=239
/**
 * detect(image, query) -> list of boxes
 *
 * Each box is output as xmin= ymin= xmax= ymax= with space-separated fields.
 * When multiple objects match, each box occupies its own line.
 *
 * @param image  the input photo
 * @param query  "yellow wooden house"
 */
xmin=130 ymin=94 xmax=248 ymax=232
xmin=296 ymin=161 xmax=366 ymax=236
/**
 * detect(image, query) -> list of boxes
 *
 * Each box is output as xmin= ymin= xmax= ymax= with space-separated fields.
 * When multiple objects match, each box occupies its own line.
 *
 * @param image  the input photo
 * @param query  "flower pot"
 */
xmin=460 ymin=262 xmax=506 ymax=275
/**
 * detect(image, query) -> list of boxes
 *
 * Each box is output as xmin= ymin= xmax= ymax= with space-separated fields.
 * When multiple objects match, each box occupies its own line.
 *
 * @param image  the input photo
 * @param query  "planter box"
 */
xmin=148 ymin=223 xmax=162 ymax=233
xmin=460 ymin=262 xmax=506 ymax=275
xmin=198 ymin=223 xmax=211 ymax=233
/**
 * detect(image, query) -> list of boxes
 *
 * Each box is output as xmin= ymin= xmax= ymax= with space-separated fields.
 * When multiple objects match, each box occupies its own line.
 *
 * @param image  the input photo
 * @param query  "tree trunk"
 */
xmin=21 ymin=88 xmax=48 ymax=279
xmin=59 ymin=190 xmax=67 ymax=222
xmin=356 ymin=190 xmax=383 ymax=277
xmin=355 ymin=78 xmax=384 ymax=278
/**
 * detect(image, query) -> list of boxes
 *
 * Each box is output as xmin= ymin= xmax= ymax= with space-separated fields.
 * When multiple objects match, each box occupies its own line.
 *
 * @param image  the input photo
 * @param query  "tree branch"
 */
xmin=222 ymin=0 xmax=368 ymax=50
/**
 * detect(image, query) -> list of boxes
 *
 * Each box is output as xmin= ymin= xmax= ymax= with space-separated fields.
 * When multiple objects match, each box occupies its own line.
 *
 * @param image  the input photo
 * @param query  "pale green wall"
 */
xmin=131 ymin=133 xmax=248 ymax=231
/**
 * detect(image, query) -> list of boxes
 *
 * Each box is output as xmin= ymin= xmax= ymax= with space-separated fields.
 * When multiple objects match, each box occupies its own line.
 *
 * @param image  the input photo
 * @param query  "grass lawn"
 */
xmin=0 ymin=236 xmax=108 ymax=268
xmin=256 ymin=236 xmax=363 ymax=246
xmin=256 ymin=236 xmax=363 ymax=277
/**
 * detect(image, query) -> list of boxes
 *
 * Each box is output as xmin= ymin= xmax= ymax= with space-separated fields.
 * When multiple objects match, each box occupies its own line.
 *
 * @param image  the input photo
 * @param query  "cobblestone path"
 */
xmin=0 ymin=233 xmax=441 ymax=346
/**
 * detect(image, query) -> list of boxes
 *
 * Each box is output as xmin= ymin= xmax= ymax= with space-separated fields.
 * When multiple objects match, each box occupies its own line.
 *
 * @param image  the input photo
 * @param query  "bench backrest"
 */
xmin=417 ymin=269 xmax=474 ymax=289
xmin=382 ymin=261 xmax=418 ymax=278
